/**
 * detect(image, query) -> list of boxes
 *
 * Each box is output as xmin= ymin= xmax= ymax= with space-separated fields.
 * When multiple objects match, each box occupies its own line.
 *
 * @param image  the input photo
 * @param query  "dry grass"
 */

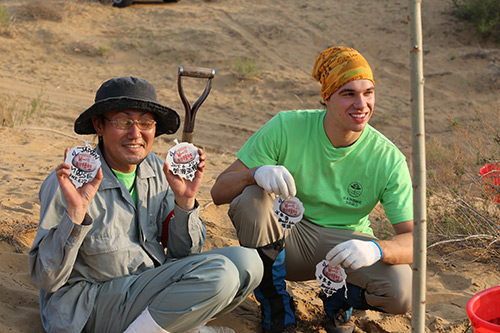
xmin=0 ymin=90 xmax=47 ymax=128
xmin=0 ymin=218 xmax=38 ymax=253
xmin=69 ymin=40 xmax=110 ymax=57
xmin=426 ymin=109 xmax=500 ymax=263
xmin=0 ymin=5 xmax=15 ymax=38
xmin=0 ymin=1 xmax=69 ymax=38
xmin=0 ymin=95 xmax=19 ymax=127
xmin=5 ymin=0 xmax=112 ymax=29
xmin=12 ymin=1 xmax=66 ymax=22
xmin=75 ymin=0 xmax=113 ymax=3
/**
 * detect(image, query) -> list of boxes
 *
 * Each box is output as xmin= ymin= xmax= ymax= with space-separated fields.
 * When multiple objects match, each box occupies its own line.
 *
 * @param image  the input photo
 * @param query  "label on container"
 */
xmin=315 ymin=260 xmax=347 ymax=297
xmin=166 ymin=140 xmax=200 ymax=181
xmin=65 ymin=144 xmax=101 ymax=189
xmin=273 ymin=196 xmax=304 ymax=230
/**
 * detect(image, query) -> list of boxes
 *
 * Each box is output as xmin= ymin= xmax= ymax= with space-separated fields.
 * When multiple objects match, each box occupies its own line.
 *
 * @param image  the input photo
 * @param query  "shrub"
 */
xmin=0 ymin=89 xmax=47 ymax=127
xmin=14 ymin=1 xmax=65 ymax=22
xmin=231 ymin=57 xmax=262 ymax=80
xmin=0 ymin=6 xmax=15 ymax=37
xmin=451 ymin=0 xmax=500 ymax=40
xmin=426 ymin=111 xmax=500 ymax=262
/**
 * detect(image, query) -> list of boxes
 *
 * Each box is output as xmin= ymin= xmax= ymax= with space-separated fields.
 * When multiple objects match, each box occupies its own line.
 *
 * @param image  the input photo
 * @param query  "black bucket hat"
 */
xmin=75 ymin=76 xmax=180 ymax=137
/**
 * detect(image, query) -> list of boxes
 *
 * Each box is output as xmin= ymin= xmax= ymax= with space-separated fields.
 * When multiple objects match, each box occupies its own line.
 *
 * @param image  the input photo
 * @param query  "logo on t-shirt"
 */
xmin=347 ymin=182 xmax=363 ymax=197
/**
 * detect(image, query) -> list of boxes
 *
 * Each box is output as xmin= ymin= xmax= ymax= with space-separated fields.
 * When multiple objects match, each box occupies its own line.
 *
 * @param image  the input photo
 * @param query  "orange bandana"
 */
xmin=312 ymin=47 xmax=374 ymax=101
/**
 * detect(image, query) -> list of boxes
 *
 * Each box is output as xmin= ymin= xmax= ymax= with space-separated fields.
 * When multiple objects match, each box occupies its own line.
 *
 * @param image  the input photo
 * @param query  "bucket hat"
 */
xmin=74 ymin=76 xmax=180 ymax=137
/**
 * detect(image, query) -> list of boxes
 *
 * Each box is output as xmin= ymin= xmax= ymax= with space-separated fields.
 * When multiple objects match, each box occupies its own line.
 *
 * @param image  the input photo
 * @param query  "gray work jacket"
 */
xmin=28 ymin=147 xmax=206 ymax=333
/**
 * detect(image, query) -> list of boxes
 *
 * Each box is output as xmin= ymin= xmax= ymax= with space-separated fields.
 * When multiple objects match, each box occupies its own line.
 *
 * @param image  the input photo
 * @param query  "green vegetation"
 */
xmin=231 ymin=57 xmax=262 ymax=79
xmin=451 ymin=0 xmax=500 ymax=41
xmin=0 ymin=6 xmax=9 ymax=28
xmin=1 ymin=89 xmax=47 ymax=127
xmin=0 ymin=6 xmax=14 ymax=37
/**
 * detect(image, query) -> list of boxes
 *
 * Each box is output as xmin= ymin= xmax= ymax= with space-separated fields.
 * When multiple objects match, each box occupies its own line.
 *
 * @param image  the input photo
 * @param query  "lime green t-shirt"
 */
xmin=236 ymin=109 xmax=413 ymax=235
xmin=112 ymin=168 xmax=137 ymax=205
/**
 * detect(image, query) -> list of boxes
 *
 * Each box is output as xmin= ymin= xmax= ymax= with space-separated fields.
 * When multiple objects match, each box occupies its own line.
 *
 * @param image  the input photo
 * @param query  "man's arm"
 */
xmin=211 ymin=159 xmax=297 ymax=204
xmin=29 ymin=148 xmax=103 ymax=292
xmin=162 ymin=149 xmax=207 ymax=257
xmin=211 ymin=159 xmax=258 ymax=205
xmin=29 ymin=168 xmax=98 ymax=292
xmin=377 ymin=220 xmax=413 ymax=265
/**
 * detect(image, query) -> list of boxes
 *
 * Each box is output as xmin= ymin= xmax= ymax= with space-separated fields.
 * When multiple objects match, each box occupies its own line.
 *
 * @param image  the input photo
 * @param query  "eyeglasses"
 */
xmin=104 ymin=117 xmax=157 ymax=131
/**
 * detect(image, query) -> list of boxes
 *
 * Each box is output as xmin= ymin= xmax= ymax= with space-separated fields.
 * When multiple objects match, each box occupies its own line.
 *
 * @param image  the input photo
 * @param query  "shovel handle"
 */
xmin=178 ymin=66 xmax=215 ymax=79
xmin=178 ymin=66 xmax=216 ymax=143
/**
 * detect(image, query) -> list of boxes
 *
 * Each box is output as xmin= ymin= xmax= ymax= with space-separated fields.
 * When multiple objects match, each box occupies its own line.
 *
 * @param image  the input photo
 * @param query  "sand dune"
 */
xmin=1 ymin=0 xmax=499 ymax=332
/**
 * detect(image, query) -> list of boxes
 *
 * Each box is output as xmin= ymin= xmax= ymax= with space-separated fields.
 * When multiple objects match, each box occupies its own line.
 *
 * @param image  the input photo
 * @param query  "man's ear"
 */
xmin=92 ymin=116 xmax=104 ymax=136
xmin=324 ymin=95 xmax=332 ymax=108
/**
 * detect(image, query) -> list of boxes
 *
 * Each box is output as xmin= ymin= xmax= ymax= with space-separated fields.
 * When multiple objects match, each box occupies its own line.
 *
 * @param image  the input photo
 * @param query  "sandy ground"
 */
xmin=0 ymin=0 xmax=500 ymax=332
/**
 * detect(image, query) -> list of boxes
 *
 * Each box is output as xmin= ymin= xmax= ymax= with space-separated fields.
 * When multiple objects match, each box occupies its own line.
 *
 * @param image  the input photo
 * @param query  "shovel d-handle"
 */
xmin=178 ymin=66 xmax=215 ymax=143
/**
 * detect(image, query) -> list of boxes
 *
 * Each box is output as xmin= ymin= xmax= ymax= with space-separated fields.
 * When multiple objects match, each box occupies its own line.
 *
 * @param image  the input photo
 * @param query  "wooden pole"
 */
xmin=409 ymin=0 xmax=427 ymax=332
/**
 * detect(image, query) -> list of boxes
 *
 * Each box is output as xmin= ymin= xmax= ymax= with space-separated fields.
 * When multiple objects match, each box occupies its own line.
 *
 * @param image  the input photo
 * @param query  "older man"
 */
xmin=29 ymin=76 xmax=263 ymax=333
xmin=211 ymin=47 xmax=413 ymax=333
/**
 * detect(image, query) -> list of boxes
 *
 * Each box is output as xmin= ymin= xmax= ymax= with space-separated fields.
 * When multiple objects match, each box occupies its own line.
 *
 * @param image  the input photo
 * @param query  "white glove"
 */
xmin=253 ymin=165 xmax=296 ymax=199
xmin=325 ymin=239 xmax=383 ymax=270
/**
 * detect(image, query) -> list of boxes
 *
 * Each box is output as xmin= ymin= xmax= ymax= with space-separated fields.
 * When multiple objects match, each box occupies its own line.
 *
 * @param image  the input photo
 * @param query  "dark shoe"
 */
xmin=322 ymin=307 xmax=355 ymax=333
xmin=262 ymin=323 xmax=297 ymax=333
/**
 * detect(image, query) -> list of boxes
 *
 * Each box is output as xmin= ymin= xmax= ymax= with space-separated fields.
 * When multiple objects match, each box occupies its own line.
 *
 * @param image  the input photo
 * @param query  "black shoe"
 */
xmin=322 ymin=307 xmax=355 ymax=333
xmin=262 ymin=323 xmax=297 ymax=333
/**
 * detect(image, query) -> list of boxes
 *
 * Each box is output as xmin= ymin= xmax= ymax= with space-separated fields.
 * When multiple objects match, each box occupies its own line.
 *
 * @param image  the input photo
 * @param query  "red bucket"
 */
xmin=479 ymin=164 xmax=500 ymax=203
xmin=466 ymin=286 xmax=500 ymax=332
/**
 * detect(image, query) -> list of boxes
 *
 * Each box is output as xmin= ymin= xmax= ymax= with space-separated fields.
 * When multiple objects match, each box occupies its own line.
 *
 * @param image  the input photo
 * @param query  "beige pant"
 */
xmin=229 ymin=185 xmax=412 ymax=314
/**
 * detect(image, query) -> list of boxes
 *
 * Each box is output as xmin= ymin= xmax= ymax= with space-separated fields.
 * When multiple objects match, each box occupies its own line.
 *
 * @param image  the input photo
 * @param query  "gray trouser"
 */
xmin=229 ymin=185 xmax=412 ymax=314
xmin=84 ymin=246 xmax=263 ymax=333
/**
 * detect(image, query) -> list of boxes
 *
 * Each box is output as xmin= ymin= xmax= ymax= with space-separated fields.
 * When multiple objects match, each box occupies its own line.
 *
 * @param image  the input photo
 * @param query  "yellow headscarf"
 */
xmin=312 ymin=46 xmax=374 ymax=101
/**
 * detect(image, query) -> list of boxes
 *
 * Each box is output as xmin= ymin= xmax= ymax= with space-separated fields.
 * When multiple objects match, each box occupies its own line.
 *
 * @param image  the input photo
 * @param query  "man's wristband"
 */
xmin=253 ymin=166 xmax=262 ymax=180
xmin=371 ymin=240 xmax=383 ymax=260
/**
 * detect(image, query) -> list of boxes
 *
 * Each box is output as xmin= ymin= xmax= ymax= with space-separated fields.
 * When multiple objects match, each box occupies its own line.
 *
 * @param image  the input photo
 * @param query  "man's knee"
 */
xmin=195 ymin=254 xmax=242 ymax=300
xmin=380 ymin=285 xmax=411 ymax=314
xmin=364 ymin=265 xmax=412 ymax=314
xmin=386 ymin=266 xmax=412 ymax=314
xmin=214 ymin=247 xmax=264 ymax=290
xmin=228 ymin=185 xmax=283 ymax=248
xmin=229 ymin=185 xmax=269 ymax=221
xmin=390 ymin=279 xmax=412 ymax=314
xmin=241 ymin=247 xmax=264 ymax=281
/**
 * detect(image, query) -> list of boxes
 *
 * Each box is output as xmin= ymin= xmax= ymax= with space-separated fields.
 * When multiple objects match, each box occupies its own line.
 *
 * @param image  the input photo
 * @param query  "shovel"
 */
xmin=177 ymin=66 xmax=215 ymax=143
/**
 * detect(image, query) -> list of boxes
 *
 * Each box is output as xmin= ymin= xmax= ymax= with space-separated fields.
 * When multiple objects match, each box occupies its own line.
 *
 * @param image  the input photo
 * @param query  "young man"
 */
xmin=29 ymin=76 xmax=263 ymax=333
xmin=211 ymin=47 xmax=413 ymax=333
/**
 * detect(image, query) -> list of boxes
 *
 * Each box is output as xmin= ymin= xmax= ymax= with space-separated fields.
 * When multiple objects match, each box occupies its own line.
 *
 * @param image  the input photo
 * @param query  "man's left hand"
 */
xmin=164 ymin=148 xmax=206 ymax=210
xmin=325 ymin=239 xmax=382 ymax=270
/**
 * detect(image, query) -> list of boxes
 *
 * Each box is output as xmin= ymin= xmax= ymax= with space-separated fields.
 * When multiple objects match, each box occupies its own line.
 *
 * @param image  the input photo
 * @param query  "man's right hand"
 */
xmin=325 ymin=239 xmax=382 ymax=270
xmin=56 ymin=148 xmax=103 ymax=225
xmin=253 ymin=165 xmax=296 ymax=199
